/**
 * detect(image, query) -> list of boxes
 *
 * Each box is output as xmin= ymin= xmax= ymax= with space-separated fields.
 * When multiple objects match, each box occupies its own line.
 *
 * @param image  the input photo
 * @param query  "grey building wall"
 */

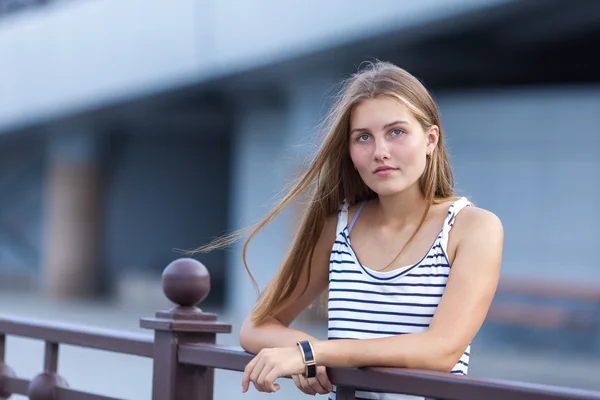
xmin=103 ymin=133 xmax=230 ymax=280
xmin=438 ymin=86 xmax=600 ymax=280
xmin=0 ymin=131 xmax=231 ymax=302
xmin=0 ymin=0 xmax=514 ymax=133
xmin=0 ymin=137 xmax=45 ymax=278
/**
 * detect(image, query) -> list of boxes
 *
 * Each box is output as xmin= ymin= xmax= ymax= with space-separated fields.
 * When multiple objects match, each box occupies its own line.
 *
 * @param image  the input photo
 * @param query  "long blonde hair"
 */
xmin=195 ymin=61 xmax=457 ymax=324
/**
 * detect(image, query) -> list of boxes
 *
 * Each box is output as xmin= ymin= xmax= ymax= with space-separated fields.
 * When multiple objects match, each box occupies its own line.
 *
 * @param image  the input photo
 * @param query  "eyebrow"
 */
xmin=349 ymin=120 xmax=409 ymax=135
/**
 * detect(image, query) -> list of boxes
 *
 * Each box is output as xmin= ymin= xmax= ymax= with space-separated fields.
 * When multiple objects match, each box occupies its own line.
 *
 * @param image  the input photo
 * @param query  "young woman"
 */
xmin=200 ymin=61 xmax=503 ymax=399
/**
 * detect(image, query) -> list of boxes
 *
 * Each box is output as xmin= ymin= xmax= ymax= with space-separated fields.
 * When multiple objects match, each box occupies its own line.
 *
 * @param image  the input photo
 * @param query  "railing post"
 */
xmin=0 ymin=334 xmax=16 ymax=400
xmin=141 ymin=258 xmax=232 ymax=400
xmin=27 ymin=341 xmax=69 ymax=400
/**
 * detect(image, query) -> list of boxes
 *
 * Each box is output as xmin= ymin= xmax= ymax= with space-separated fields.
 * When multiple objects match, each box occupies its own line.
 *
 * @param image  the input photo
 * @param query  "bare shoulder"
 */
xmin=453 ymin=205 xmax=504 ymax=245
xmin=316 ymin=209 xmax=340 ymax=248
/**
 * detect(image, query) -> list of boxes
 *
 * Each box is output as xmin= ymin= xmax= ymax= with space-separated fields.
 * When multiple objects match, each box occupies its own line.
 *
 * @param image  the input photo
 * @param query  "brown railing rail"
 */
xmin=177 ymin=343 xmax=600 ymax=400
xmin=0 ymin=316 xmax=153 ymax=357
xmin=1 ymin=257 xmax=600 ymax=400
xmin=0 ymin=315 xmax=152 ymax=399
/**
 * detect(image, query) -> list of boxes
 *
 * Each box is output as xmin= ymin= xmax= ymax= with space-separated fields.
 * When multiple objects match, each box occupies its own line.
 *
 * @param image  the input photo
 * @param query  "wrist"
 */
xmin=311 ymin=340 xmax=328 ymax=366
xmin=296 ymin=340 xmax=317 ymax=378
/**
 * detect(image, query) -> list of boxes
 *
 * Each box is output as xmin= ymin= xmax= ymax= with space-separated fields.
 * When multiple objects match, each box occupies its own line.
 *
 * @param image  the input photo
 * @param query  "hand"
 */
xmin=292 ymin=366 xmax=333 ymax=395
xmin=241 ymin=346 xmax=306 ymax=393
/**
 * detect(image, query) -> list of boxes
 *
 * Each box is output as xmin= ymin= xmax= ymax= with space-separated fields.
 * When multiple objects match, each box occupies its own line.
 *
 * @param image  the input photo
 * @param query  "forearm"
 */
xmin=239 ymin=316 xmax=317 ymax=355
xmin=312 ymin=332 xmax=457 ymax=372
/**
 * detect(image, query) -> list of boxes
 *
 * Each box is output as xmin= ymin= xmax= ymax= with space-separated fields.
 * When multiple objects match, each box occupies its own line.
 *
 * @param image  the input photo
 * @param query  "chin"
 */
xmin=369 ymin=182 xmax=411 ymax=197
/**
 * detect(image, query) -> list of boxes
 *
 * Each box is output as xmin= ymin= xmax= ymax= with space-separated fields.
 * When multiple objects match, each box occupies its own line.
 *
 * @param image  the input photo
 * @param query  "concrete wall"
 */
xmin=437 ymin=85 xmax=600 ymax=281
xmin=103 ymin=133 xmax=230 ymax=282
xmin=0 ymin=137 xmax=45 ymax=278
xmin=0 ymin=130 xmax=231 ymax=302
xmin=0 ymin=0 xmax=513 ymax=133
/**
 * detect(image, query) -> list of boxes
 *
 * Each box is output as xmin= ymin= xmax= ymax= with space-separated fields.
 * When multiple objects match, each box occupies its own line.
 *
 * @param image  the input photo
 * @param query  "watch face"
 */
xmin=299 ymin=341 xmax=315 ymax=362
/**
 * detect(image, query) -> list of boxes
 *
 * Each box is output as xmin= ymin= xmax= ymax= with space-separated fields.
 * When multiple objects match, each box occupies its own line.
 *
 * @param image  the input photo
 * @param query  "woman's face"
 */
xmin=348 ymin=96 xmax=438 ymax=197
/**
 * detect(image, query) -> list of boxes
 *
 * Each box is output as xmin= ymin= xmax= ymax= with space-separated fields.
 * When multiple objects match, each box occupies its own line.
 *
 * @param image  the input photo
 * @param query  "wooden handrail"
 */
xmin=0 ymin=315 xmax=153 ymax=357
xmin=177 ymin=343 xmax=600 ymax=400
xmin=1 ymin=375 xmax=123 ymax=399
xmin=1 ymin=376 xmax=28 ymax=396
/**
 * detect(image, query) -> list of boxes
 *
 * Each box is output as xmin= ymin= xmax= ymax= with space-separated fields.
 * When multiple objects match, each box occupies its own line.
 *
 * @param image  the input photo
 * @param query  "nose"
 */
xmin=373 ymin=137 xmax=390 ymax=160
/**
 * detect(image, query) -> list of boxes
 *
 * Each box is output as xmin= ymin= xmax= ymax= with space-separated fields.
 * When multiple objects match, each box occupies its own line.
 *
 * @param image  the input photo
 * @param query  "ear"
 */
xmin=426 ymin=125 xmax=439 ymax=155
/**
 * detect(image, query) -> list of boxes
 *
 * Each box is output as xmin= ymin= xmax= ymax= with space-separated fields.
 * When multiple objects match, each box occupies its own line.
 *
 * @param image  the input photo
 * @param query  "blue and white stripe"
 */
xmin=327 ymin=197 xmax=471 ymax=400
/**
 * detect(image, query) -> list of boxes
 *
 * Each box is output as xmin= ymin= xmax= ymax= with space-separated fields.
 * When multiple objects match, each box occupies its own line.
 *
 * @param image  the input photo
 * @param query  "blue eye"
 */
xmin=390 ymin=129 xmax=405 ymax=137
xmin=357 ymin=134 xmax=370 ymax=142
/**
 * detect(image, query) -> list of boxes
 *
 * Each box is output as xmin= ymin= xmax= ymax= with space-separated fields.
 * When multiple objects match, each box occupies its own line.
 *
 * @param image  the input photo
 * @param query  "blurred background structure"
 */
xmin=1 ymin=0 xmax=600 ymax=399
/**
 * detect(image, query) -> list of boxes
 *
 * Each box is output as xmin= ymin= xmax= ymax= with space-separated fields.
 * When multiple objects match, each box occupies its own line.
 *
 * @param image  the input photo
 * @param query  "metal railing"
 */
xmin=1 ymin=257 xmax=600 ymax=400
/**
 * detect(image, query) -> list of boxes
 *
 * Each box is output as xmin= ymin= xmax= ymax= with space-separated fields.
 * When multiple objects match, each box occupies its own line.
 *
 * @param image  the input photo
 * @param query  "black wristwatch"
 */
xmin=297 ymin=340 xmax=317 ymax=378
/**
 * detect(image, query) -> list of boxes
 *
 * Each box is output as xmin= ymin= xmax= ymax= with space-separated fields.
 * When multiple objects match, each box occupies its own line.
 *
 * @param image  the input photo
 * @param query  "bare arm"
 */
xmin=239 ymin=213 xmax=337 ymax=354
xmin=312 ymin=207 xmax=504 ymax=372
xmin=239 ymin=317 xmax=317 ymax=355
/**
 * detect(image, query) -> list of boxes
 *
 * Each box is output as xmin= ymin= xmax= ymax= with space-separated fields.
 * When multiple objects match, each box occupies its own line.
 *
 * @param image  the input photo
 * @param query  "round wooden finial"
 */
xmin=27 ymin=372 xmax=68 ymax=400
xmin=161 ymin=258 xmax=211 ymax=307
xmin=0 ymin=362 xmax=16 ymax=398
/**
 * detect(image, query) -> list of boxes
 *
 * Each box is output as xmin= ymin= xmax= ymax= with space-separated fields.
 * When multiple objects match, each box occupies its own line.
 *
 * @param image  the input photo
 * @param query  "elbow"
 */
xmin=420 ymin=352 xmax=460 ymax=373
xmin=239 ymin=318 xmax=258 ymax=353
xmin=420 ymin=334 xmax=465 ymax=373
xmin=437 ymin=354 xmax=461 ymax=373
xmin=239 ymin=316 xmax=257 ymax=353
xmin=418 ymin=355 xmax=456 ymax=373
xmin=239 ymin=315 xmax=272 ymax=354
xmin=435 ymin=346 xmax=465 ymax=373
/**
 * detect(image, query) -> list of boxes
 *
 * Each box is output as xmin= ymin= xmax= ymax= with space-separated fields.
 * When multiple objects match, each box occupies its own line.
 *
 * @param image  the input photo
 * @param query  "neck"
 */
xmin=375 ymin=184 xmax=429 ymax=229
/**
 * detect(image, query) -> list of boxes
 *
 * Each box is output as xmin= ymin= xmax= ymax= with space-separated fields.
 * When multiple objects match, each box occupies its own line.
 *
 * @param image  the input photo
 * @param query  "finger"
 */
xmin=292 ymin=375 xmax=305 ymax=393
xmin=307 ymin=376 xmax=329 ymax=395
xmin=293 ymin=375 xmax=312 ymax=395
xmin=250 ymin=359 xmax=267 ymax=392
xmin=256 ymin=363 xmax=274 ymax=392
xmin=241 ymin=356 xmax=260 ymax=393
xmin=298 ymin=375 xmax=317 ymax=395
xmin=264 ymin=368 xmax=282 ymax=393
xmin=316 ymin=366 xmax=334 ymax=393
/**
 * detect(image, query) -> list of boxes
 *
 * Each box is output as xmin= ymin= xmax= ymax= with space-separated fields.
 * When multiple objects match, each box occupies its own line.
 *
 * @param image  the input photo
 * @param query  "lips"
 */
xmin=373 ymin=166 xmax=398 ymax=173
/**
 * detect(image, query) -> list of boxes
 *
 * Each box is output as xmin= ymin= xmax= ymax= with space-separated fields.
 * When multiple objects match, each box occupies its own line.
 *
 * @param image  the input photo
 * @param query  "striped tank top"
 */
xmin=327 ymin=197 xmax=472 ymax=400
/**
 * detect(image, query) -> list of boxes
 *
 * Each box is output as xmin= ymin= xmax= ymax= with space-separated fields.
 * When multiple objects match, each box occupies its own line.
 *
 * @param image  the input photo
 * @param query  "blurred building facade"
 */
xmin=0 ymin=0 xmax=599 ymax=319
